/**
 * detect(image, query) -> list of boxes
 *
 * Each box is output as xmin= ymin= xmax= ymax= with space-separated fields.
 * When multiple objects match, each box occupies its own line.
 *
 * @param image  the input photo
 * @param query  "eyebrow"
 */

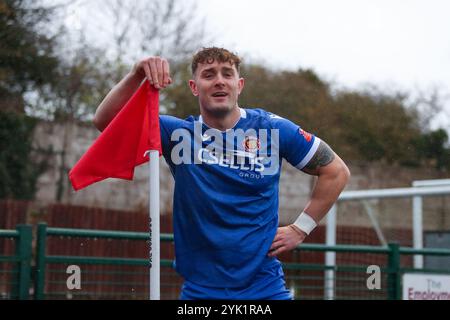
xmin=200 ymin=66 xmax=235 ymax=75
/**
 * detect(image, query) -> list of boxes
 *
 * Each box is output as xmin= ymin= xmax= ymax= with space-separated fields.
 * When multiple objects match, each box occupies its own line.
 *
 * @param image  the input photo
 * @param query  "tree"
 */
xmin=332 ymin=90 xmax=422 ymax=165
xmin=415 ymin=129 xmax=450 ymax=170
xmin=0 ymin=111 xmax=49 ymax=199
xmin=82 ymin=0 xmax=207 ymax=118
xmin=410 ymin=86 xmax=448 ymax=131
xmin=240 ymin=66 xmax=333 ymax=131
xmin=21 ymin=0 xmax=207 ymax=119
xmin=239 ymin=66 xmax=341 ymax=150
xmin=83 ymin=0 xmax=206 ymax=83
xmin=28 ymin=0 xmax=207 ymax=201
xmin=238 ymin=64 xmax=432 ymax=166
xmin=163 ymin=61 xmax=199 ymax=118
xmin=0 ymin=0 xmax=66 ymax=200
xmin=32 ymin=39 xmax=118 ymax=121
xmin=0 ymin=0 xmax=61 ymax=112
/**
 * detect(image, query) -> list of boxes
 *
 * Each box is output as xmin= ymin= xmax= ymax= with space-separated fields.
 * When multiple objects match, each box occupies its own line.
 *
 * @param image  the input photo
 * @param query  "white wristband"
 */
xmin=293 ymin=212 xmax=317 ymax=235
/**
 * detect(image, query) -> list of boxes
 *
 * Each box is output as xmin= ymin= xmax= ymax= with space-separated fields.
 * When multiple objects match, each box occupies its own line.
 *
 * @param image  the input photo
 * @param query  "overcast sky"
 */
xmin=196 ymin=0 xmax=450 ymax=128
xmin=64 ymin=0 xmax=450 ymax=129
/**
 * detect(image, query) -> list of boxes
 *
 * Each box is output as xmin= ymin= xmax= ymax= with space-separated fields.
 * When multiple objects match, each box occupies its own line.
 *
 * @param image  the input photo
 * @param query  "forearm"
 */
xmin=271 ymin=142 xmax=350 ymax=256
xmin=303 ymin=163 xmax=349 ymax=223
xmin=93 ymin=72 xmax=145 ymax=131
xmin=270 ymin=168 xmax=349 ymax=257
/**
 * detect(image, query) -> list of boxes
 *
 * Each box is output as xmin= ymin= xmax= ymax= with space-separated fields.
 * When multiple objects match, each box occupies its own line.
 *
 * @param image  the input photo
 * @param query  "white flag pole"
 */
xmin=149 ymin=150 xmax=160 ymax=300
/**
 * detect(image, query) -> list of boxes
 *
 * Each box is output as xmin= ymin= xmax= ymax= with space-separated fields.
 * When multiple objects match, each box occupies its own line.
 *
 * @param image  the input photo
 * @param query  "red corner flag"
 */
xmin=69 ymin=81 xmax=161 ymax=191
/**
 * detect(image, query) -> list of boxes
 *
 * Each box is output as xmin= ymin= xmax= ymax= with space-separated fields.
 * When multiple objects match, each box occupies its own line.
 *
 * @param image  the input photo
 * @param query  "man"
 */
xmin=93 ymin=47 xmax=350 ymax=300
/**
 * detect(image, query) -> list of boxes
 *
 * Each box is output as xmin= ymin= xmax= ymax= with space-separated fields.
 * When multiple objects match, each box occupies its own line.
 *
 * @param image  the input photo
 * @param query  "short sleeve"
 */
xmin=159 ymin=115 xmax=185 ymax=165
xmin=269 ymin=113 xmax=321 ymax=170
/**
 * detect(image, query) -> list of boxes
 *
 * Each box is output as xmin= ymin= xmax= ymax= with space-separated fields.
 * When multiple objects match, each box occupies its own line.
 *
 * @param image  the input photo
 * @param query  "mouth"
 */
xmin=211 ymin=92 xmax=228 ymax=98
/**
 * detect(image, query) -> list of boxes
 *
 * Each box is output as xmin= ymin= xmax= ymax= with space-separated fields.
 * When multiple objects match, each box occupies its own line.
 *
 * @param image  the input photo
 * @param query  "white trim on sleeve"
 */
xmin=294 ymin=137 xmax=321 ymax=170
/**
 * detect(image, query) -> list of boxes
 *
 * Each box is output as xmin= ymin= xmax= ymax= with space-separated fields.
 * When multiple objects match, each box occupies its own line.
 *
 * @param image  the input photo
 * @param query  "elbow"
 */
xmin=326 ymin=157 xmax=350 ymax=190
xmin=318 ymin=158 xmax=350 ymax=190
xmin=339 ymin=161 xmax=351 ymax=187
xmin=93 ymin=114 xmax=105 ymax=132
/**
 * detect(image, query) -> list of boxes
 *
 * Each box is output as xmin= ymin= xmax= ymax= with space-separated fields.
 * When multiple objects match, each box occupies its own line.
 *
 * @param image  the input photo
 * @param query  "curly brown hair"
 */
xmin=191 ymin=47 xmax=241 ymax=76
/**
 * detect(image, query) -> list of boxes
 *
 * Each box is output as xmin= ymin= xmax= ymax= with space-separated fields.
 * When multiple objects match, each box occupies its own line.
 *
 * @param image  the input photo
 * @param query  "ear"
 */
xmin=189 ymin=79 xmax=198 ymax=96
xmin=237 ymin=77 xmax=245 ymax=95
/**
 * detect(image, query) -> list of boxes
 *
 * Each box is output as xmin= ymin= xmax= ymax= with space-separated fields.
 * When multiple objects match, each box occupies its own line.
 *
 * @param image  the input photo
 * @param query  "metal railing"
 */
xmin=0 ymin=225 xmax=32 ymax=299
xmin=325 ymin=184 xmax=450 ymax=299
xmin=34 ymin=223 xmax=176 ymax=300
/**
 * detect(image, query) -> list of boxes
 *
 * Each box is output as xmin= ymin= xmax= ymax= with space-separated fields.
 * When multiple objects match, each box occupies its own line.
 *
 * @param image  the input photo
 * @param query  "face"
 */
xmin=189 ymin=60 xmax=244 ymax=116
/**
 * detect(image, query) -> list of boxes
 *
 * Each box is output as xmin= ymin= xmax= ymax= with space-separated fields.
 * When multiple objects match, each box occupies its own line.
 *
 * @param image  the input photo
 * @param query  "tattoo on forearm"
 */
xmin=304 ymin=140 xmax=335 ymax=170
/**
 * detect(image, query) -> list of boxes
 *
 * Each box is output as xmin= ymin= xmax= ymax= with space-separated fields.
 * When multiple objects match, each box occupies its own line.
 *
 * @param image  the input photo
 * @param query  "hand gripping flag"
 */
xmin=69 ymin=81 xmax=161 ymax=191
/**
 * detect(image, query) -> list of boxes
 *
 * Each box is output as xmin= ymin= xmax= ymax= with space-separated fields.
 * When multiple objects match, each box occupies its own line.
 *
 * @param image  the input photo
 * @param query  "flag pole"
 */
xmin=149 ymin=150 xmax=160 ymax=300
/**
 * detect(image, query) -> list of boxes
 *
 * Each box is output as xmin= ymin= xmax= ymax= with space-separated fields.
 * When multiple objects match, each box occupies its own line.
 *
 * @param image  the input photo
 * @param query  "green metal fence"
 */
xmin=34 ymin=222 xmax=179 ymax=300
xmin=284 ymin=243 xmax=450 ymax=300
xmin=0 ymin=225 xmax=32 ymax=300
xmin=1 ymin=223 xmax=450 ymax=299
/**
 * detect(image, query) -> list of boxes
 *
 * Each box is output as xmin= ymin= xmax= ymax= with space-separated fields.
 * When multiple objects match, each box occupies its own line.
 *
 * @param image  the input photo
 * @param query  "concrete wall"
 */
xmin=32 ymin=121 xmax=450 ymax=230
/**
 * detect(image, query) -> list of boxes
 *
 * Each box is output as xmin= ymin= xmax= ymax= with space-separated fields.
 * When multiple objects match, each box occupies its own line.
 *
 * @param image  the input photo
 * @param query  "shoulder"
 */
xmin=159 ymin=114 xmax=196 ymax=123
xmin=243 ymin=107 xmax=275 ymax=119
xmin=242 ymin=107 xmax=290 ymax=128
xmin=159 ymin=114 xmax=197 ymax=132
xmin=246 ymin=108 xmax=301 ymax=133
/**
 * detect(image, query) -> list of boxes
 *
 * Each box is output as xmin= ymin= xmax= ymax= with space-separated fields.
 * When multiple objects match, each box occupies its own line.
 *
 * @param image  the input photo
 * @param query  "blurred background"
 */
xmin=1 ymin=0 xmax=449 ymax=300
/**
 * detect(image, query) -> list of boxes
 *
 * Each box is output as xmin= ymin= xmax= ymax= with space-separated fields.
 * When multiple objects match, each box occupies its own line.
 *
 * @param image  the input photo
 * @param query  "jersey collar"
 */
xmin=198 ymin=107 xmax=247 ymax=131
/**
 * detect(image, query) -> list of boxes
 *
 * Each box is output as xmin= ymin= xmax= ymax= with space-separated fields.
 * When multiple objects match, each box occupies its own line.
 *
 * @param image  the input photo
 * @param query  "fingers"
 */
xmin=272 ymin=233 xmax=281 ymax=243
xmin=268 ymin=232 xmax=286 ymax=257
xmin=138 ymin=56 xmax=172 ymax=90
xmin=162 ymin=59 xmax=170 ymax=87
xmin=268 ymin=245 xmax=287 ymax=257
xmin=272 ymin=226 xmax=289 ymax=243
xmin=143 ymin=63 xmax=152 ymax=85
xmin=148 ymin=58 xmax=159 ymax=89
xmin=269 ymin=239 xmax=283 ymax=252
xmin=268 ymin=226 xmax=303 ymax=257
xmin=156 ymin=58 xmax=164 ymax=87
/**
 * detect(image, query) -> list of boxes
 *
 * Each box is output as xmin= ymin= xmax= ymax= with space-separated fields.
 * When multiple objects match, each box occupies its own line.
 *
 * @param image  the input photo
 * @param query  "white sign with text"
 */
xmin=403 ymin=273 xmax=450 ymax=300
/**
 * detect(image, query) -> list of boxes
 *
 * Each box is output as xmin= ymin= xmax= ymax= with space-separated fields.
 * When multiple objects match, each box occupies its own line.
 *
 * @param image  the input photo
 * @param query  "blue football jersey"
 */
xmin=159 ymin=108 xmax=319 ymax=288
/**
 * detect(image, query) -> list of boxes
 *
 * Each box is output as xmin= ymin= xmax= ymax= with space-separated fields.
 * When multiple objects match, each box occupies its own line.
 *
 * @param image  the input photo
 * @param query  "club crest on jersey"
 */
xmin=299 ymin=128 xmax=312 ymax=142
xmin=243 ymin=136 xmax=260 ymax=153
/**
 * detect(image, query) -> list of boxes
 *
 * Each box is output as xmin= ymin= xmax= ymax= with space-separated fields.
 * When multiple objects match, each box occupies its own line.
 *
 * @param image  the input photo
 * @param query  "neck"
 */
xmin=200 ymin=106 xmax=241 ymax=131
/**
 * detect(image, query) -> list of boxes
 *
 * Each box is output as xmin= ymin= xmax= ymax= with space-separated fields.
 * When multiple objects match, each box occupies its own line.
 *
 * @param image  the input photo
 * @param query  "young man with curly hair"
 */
xmin=93 ymin=47 xmax=350 ymax=300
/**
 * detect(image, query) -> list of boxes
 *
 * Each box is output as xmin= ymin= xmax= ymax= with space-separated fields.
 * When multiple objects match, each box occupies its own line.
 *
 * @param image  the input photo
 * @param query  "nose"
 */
xmin=214 ymin=74 xmax=226 ymax=87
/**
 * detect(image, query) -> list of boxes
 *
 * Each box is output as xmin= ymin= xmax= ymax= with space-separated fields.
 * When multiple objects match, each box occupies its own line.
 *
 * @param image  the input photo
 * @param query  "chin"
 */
xmin=203 ymin=104 xmax=234 ymax=116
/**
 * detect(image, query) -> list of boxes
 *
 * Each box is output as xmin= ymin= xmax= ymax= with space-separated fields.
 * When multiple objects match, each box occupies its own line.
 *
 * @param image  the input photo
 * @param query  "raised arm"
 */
xmin=93 ymin=57 xmax=172 ymax=131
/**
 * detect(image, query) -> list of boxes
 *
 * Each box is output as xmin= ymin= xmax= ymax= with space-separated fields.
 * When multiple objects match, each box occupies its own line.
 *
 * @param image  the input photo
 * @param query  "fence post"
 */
xmin=324 ymin=205 xmax=337 ymax=300
xmin=387 ymin=243 xmax=401 ymax=300
xmin=34 ymin=223 xmax=47 ymax=300
xmin=15 ymin=225 xmax=32 ymax=300
xmin=412 ymin=196 xmax=423 ymax=268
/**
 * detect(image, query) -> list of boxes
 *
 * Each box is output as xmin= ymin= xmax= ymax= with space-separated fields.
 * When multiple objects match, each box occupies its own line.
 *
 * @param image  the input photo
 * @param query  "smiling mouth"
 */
xmin=211 ymin=92 xmax=228 ymax=97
